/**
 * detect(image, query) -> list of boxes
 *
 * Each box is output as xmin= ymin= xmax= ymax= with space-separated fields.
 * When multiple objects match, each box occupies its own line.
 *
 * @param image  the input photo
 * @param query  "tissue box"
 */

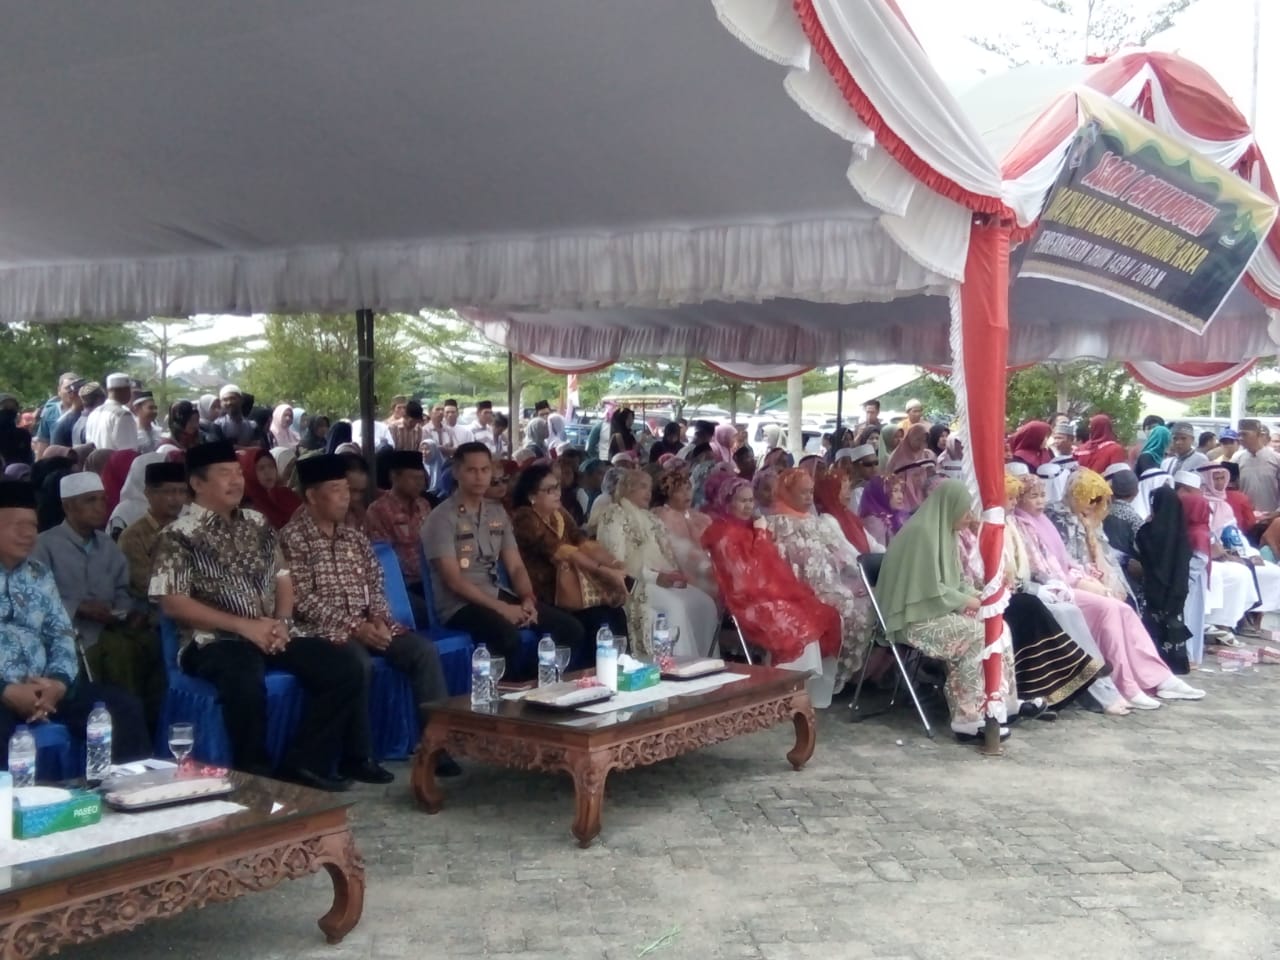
xmin=616 ymin=663 xmax=660 ymax=692
xmin=13 ymin=789 xmax=102 ymax=840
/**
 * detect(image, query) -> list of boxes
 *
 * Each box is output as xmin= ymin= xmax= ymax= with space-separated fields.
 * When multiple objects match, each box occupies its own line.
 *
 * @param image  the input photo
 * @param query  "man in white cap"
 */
xmin=0 ymin=482 xmax=151 ymax=768
xmin=31 ymin=472 xmax=162 ymax=718
xmin=214 ymin=384 xmax=262 ymax=448
xmin=833 ymin=443 xmax=879 ymax=511
xmin=131 ymin=390 xmax=163 ymax=453
xmin=1163 ymin=421 xmax=1209 ymax=476
xmin=84 ymin=372 xmax=139 ymax=451
xmin=904 ymin=399 xmax=924 ymax=426
xmin=1048 ymin=421 xmax=1078 ymax=471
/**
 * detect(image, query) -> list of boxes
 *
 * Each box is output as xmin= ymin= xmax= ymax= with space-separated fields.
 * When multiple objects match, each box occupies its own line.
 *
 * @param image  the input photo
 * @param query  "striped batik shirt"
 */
xmin=149 ymin=503 xmax=284 ymax=652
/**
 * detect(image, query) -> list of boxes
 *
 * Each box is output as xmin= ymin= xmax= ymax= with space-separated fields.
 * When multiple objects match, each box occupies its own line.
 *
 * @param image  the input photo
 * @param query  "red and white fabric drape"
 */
xmin=1124 ymin=360 xmax=1256 ymax=398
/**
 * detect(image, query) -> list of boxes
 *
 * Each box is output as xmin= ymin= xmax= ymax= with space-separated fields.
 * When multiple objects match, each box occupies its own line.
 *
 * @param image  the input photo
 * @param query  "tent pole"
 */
xmin=356 ymin=308 xmax=376 ymax=501
xmin=507 ymin=351 xmax=516 ymax=455
xmin=835 ymin=363 xmax=846 ymax=436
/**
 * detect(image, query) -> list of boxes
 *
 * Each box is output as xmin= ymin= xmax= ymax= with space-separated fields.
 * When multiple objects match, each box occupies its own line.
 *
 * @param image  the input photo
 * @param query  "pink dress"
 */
xmin=1013 ymin=510 xmax=1172 ymax=700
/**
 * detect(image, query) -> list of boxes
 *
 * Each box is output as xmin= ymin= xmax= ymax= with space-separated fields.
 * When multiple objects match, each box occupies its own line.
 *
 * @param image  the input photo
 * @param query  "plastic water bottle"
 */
xmin=537 ymin=635 xmax=557 ymax=687
xmin=86 ymin=702 xmax=113 ymax=783
xmin=653 ymin=612 xmax=672 ymax=659
xmin=470 ymin=643 xmax=492 ymax=707
xmin=8 ymin=725 xmax=36 ymax=788
xmin=596 ymin=627 xmax=618 ymax=691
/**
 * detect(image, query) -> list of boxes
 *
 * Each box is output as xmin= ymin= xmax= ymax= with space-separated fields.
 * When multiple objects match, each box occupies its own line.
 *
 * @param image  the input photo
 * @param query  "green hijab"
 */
xmin=875 ymin=479 xmax=977 ymax=637
xmin=1141 ymin=425 xmax=1171 ymax=460
xmin=877 ymin=421 xmax=903 ymax=473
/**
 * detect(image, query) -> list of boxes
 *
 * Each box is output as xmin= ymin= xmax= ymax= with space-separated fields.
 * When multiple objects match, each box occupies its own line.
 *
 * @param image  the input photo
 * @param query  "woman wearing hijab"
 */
xmin=710 ymin=424 xmax=736 ymax=464
xmin=107 ymin=452 xmax=165 ymax=537
xmin=765 ymin=468 xmax=877 ymax=693
xmin=585 ymin=466 xmax=625 ymax=535
xmin=38 ymin=444 xmax=73 ymax=463
xmin=1008 ymin=421 xmax=1052 ymax=470
xmin=269 ymin=404 xmax=301 ymax=449
xmin=702 ymin=477 xmax=843 ymax=706
xmin=81 ymin=447 xmax=112 ymax=476
xmin=596 ymin=470 xmax=718 ymax=658
xmin=652 ymin=470 xmax=717 ymax=600
xmin=990 ymin=473 xmax=1106 ymax=708
xmin=100 ymin=449 xmax=139 ymax=517
xmin=272 ymin=446 xmax=299 ymax=492
xmin=606 ymin=408 xmax=636 ymax=460
xmin=877 ymin=421 xmax=904 ymax=471
xmin=300 ymin=414 xmax=330 ymax=454
xmin=925 ymin=423 xmax=950 ymax=461
xmin=1018 ymin=470 xmax=1201 ymax=706
xmin=1074 ymin=414 xmax=1127 ymax=474
xmin=1203 ymin=467 xmax=1280 ymax=621
xmin=883 ymin=423 xmax=932 ymax=509
xmin=760 ymin=446 xmax=790 ymax=471
xmin=1136 ymin=486 xmax=1195 ymax=673
xmin=196 ymin=394 xmax=221 ymax=443
xmin=814 ymin=471 xmax=883 ymax=556
xmin=875 ymin=480 xmax=1020 ymax=739
xmin=649 ymin=422 xmax=684 ymax=463
xmin=235 ymin=447 xmax=302 ymax=529
xmin=752 ymin=466 xmax=781 ymax=515
xmin=167 ymin=400 xmax=202 ymax=451
xmin=858 ymin=475 xmax=910 ymax=547
xmin=690 ymin=460 xmax=732 ymax=511
xmin=1134 ymin=425 xmax=1172 ymax=475
xmin=1180 ymin=473 xmax=1260 ymax=646
xmin=324 ymin=420 xmax=353 ymax=456
xmin=525 ymin=416 xmax=552 ymax=459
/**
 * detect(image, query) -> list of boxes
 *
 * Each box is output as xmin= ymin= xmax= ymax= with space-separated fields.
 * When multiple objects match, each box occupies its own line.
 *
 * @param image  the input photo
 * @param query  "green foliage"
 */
xmin=237 ymin=314 xmax=421 ymax=419
xmin=1188 ymin=386 xmax=1280 ymax=418
xmin=0 ymin=322 xmax=141 ymax=408
xmin=880 ymin=375 xmax=956 ymax=418
xmin=1006 ymin=361 xmax=1143 ymax=441
xmin=133 ymin=318 xmax=256 ymax=411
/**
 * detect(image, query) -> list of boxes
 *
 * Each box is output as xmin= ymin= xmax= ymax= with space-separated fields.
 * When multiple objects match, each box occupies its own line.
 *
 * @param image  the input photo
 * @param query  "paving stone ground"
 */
xmin=61 ymin=665 xmax=1280 ymax=960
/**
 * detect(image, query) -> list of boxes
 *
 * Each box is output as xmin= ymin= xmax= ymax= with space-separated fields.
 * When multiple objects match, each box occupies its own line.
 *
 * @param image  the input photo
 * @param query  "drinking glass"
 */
xmin=168 ymin=722 xmax=194 ymax=772
xmin=554 ymin=645 xmax=572 ymax=682
xmin=489 ymin=656 xmax=507 ymax=703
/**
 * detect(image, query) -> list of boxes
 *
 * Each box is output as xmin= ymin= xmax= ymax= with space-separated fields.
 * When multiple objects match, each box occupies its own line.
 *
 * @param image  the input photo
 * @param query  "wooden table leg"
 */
xmin=411 ymin=726 xmax=447 ymax=813
xmin=787 ymin=693 xmax=817 ymax=770
xmin=569 ymin=753 xmax=611 ymax=848
xmin=316 ymin=830 xmax=366 ymax=945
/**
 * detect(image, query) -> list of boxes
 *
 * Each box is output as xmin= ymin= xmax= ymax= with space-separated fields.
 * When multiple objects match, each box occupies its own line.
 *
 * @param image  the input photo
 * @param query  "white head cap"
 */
xmin=1005 ymin=462 xmax=1030 ymax=477
xmin=219 ymin=383 xmax=242 ymax=400
xmin=1036 ymin=463 xmax=1063 ymax=479
xmin=60 ymin=472 xmax=105 ymax=499
xmin=905 ymin=398 xmax=923 ymax=411
xmin=840 ymin=443 xmax=877 ymax=463
xmin=1173 ymin=470 xmax=1201 ymax=489
xmin=1102 ymin=463 xmax=1129 ymax=479
xmin=105 ymin=373 xmax=130 ymax=389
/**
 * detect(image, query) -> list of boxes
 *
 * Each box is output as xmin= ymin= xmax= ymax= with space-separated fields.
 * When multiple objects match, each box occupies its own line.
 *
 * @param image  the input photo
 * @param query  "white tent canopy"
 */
xmin=0 ymin=0 xmax=966 ymax=349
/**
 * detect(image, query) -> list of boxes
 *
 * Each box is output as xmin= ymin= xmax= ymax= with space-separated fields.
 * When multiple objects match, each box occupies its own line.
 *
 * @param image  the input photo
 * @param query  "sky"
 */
xmin=172 ymin=0 xmax=1268 ymax=371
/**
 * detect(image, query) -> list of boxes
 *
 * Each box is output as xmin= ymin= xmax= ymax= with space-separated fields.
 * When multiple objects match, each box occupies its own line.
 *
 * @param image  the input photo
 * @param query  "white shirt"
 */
xmin=468 ymin=422 xmax=498 ymax=455
xmin=85 ymin=399 xmax=138 ymax=451
xmin=446 ymin=420 xmax=474 ymax=446
xmin=351 ymin=419 xmax=393 ymax=451
xmin=136 ymin=422 xmax=164 ymax=454
xmin=1233 ymin=447 xmax=1280 ymax=513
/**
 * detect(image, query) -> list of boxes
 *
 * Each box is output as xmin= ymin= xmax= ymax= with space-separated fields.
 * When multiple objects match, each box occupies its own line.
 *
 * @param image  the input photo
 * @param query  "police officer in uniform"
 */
xmin=421 ymin=442 xmax=586 ymax=680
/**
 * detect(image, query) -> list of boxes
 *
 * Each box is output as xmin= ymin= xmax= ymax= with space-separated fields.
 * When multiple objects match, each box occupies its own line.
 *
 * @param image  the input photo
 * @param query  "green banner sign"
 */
xmin=1019 ymin=91 xmax=1277 ymax=333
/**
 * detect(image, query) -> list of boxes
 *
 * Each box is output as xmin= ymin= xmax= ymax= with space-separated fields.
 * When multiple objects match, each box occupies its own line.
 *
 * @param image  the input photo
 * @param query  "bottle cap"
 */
xmin=94 ymin=701 xmax=106 ymax=709
xmin=14 ymin=725 xmax=27 ymax=733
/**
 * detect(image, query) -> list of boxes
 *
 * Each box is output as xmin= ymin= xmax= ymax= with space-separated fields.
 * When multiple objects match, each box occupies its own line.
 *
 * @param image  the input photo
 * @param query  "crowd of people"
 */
xmin=6 ymin=367 xmax=1280 ymax=784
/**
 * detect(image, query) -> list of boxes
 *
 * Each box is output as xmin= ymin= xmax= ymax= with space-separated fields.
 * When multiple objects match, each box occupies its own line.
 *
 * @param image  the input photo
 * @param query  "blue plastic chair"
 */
xmin=409 ymin=544 xmax=477 ymax=695
xmin=157 ymin=617 xmax=303 ymax=767
xmin=32 ymin=722 xmax=82 ymax=780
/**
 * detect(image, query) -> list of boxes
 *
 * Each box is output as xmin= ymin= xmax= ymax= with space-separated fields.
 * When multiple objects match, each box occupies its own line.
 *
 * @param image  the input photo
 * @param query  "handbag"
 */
xmin=555 ymin=556 xmax=628 ymax=611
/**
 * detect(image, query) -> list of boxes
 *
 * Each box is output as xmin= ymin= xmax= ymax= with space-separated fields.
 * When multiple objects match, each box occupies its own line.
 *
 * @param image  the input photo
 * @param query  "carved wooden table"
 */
xmin=0 ymin=772 xmax=364 ymax=959
xmin=412 ymin=664 xmax=816 ymax=847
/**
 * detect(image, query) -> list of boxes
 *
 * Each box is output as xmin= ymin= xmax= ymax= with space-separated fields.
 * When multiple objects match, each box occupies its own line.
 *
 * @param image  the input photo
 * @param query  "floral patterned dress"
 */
xmin=765 ymin=512 xmax=878 ymax=688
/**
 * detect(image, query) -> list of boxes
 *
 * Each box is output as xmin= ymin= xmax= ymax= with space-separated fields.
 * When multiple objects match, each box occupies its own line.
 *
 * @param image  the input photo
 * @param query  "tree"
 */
xmin=971 ymin=0 xmax=1201 ymax=65
xmin=237 ymin=314 xmax=422 ymax=419
xmin=0 ymin=321 xmax=141 ymax=407
xmin=132 ymin=317 xmax=256 ymax=411
xmin=1006 ymin=361 xmax=1143 ymax=438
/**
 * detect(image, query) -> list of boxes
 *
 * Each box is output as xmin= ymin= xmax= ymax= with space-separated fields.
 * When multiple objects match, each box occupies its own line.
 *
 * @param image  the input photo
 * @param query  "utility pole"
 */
xmin=1233 ymin=0 xmax=1263 ymax=425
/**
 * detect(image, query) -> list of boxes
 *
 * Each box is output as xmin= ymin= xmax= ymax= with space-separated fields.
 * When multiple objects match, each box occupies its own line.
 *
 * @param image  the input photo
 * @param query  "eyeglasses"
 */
xmin=539 ymin=484 xmax=561 ymax=494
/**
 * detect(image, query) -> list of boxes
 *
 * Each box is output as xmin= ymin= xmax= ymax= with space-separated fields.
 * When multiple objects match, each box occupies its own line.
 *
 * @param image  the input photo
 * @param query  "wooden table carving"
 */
xmin=412 ymin=665 xmax=816 ymax=847
xmin=0 ymin=774 xmax=364 ymax=959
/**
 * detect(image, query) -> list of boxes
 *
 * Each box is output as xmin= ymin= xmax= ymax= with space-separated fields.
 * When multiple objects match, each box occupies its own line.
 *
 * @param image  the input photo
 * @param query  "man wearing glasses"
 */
xmin=834 ymin=443 xmax=880 ymax=511
xmin=0 ymin=482 xmax=150 ymax=768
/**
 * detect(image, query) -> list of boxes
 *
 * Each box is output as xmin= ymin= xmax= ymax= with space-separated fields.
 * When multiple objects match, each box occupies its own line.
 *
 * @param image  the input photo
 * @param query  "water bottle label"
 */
xmin=87 ymin=731 xmax=110 ymax=746
xmin=475 ymin=663 xmax=491 ymax=677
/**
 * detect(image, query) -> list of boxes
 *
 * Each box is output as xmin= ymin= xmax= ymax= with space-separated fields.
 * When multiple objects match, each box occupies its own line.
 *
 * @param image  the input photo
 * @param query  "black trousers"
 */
xmin=0 ymin=680 xmax=151 ymax=770
xmin=404 ymin=579 xmax=432 ymax=633
xmin=345 ymin=629 xmax=449 ymax=725
xmin=184 ymin=636 xmax=364 ymax=776
xmin=446 ymin=602 xmax=586 ymax=681
xmin=570 ymin=606 xmax=628 ymax=667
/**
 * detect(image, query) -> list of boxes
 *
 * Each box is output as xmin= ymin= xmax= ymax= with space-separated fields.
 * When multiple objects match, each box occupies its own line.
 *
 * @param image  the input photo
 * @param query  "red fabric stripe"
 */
xmin=517 ymin=355 xmax=615 ymax=375
xmin=701 ymin=360 xmax=813 ymax=382
xmin=960 ymin=220 xmax=1011 ymax=710
xmin=1124 ymin=360 xmax=1255 ymax=399
xmin=791 ymin=0 xmax=1003 ymax=214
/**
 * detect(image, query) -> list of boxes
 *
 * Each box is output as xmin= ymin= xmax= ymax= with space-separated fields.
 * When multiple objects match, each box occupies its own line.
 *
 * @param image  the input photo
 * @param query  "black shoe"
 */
xmin=285 ymin=766 xmax=353 ymax=792
xmin=339 ymin=760 xmax=395 ymax=785
xmin=435 ymin=753 xmax=463 ymax=778
xmin=1014 ymin=698 xmax=1057 ymax=723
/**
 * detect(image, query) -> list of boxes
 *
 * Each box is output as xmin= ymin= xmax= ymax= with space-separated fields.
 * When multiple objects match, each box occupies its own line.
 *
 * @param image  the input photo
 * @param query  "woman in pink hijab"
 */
xmin=711 ymin=423 xmax=736 ymax=464
xmin=884 ymin=422 xmax=932 ymax=510
xmin=270 ymin=404 xmax=300 ymax=448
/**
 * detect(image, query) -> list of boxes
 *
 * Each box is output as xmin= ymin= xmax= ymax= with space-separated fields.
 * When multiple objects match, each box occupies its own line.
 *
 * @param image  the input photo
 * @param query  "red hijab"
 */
xmin=236 ymin=448 xmax=302 ymax=529
xmin=100 ymin=449 xmax=139 ymax=515
xmin=1074 ymin=414 xmax=1126 ymax=473
xmin=1177 ymin=490 xmax=1212 ymax=557
xmin=1008 ymin=421 xmax=1051 ymax=468
xmin=814 ymin=473 xmax=871 ymax=554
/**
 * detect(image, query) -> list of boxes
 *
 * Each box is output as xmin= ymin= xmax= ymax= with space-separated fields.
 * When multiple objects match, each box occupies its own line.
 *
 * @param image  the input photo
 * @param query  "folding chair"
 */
xmin=719 ymin=612 xmax=755 ymax=665
xmin=848 ymin=552 xmax=935 ymax=738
